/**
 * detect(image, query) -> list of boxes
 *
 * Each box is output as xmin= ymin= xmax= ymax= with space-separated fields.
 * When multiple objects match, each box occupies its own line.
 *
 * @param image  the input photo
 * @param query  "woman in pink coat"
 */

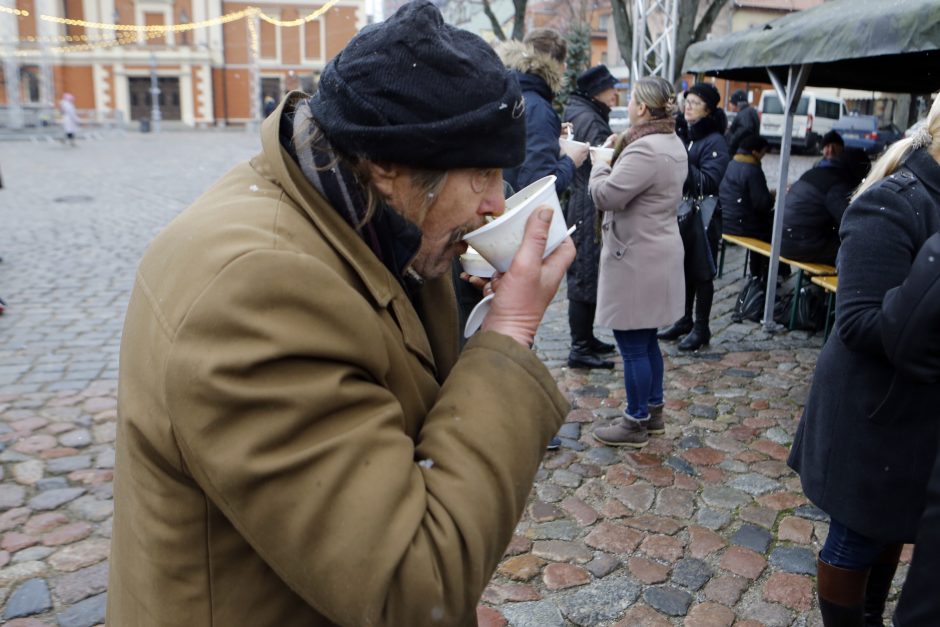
xmin=590 ymin=76 xmax=688 ymax=449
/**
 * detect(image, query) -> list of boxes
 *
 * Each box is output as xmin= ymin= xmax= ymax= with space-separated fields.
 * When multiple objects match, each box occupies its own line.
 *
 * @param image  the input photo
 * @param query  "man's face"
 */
xmin=397 ymin=168 xmax=506 ymax=279
xmin=822 ymin=142 xmax=844 ymax=161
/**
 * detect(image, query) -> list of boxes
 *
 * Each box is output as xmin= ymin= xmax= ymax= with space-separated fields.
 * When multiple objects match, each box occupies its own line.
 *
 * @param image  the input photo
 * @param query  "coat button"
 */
xmin=602 ymin=223 xmax=610 ymax=231
xmin=614 ymin=250 xmax=623 ymax=258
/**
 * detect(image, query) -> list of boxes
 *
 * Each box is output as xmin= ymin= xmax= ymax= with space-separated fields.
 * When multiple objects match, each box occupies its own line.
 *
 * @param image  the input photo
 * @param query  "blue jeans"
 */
xmin=820 ymin=518 xmax=891 ymax=570
xmin=613 ymin=328 xmax=664 ymax=420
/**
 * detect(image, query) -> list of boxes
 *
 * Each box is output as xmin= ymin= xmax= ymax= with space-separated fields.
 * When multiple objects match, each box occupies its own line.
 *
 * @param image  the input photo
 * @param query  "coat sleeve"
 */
xmin=688 ymin=133 xmax=731 ymax=196
xmin=823 ymin=181 xmax=852 ymax=224
xmin=163 ymin=250 xmax=569 ymax=626
xmin=836 ymin=186 xmax=922 ymax=356
xmin=880 ymin=231 xmax=940 ymax=383
xmin=517 ymin=98 xmax=576 ymax=194
xmin=750 ymin=167 xmax=775 ymax=216
xmin=589 ymin=140 xmax=657 ymax=212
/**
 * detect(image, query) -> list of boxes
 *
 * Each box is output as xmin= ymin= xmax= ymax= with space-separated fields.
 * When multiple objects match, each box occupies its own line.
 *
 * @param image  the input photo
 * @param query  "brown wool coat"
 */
xmin=106 ymin=94 xmax=570 ymax=627
xmin=589 ymin=132 xmax=688 ymax=330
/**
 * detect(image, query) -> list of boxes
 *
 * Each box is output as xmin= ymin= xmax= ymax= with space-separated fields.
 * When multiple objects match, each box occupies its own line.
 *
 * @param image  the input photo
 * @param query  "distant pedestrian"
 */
xmin=499 ymin=28 xmax=589 ymax=196
xmin=263 ymin=95 xmax=277 ymax=118
xmin=788 ymin=95 xmax=940 ymax=627
xmin=658 ymin=82 xmax=730 ymax=352
xmin=589 ymin=76 xmax=687 ymax=448
xmin=59 ymin=93 xmax=79 ymax=147
xmin=725 ymin=88 xmax=760 ymax=156
xmin=561 ymin=64 xmax=619 ymax=371
xmin=719 ymin=134 xmax=774 ymax=277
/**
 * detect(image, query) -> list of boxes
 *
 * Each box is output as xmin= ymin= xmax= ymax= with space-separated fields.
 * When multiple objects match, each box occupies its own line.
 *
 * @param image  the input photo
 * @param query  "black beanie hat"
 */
xmin=822 ymin=130 xmax=844 ymax=147
xmin=577 ymin=65 xmax=618 ymax=97
xmin=309 ymin=0 xmax=525 ymax=170
xmin=686 ymin=82 xmax=721 ymax=112
xmin=730 ymin=89 xmax=748 ymax=105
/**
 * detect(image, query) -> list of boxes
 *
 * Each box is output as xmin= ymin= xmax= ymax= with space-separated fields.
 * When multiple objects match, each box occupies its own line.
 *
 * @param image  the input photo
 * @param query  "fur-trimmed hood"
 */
xmin=496 ymin=40 xmax=565 ymax=95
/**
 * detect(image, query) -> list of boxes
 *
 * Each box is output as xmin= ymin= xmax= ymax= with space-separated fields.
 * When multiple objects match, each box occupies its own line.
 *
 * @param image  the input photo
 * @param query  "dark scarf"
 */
xmin=281 ymin=100 xmax=425 ymax=298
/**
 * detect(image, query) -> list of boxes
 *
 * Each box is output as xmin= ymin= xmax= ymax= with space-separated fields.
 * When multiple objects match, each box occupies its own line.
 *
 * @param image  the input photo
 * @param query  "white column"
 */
xmin=1 ymin=0 xmax=24 ymax=129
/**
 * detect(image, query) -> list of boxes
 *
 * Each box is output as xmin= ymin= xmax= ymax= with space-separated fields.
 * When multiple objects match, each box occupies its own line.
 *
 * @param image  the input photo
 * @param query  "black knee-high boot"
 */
xmin=567 ymin=300 xmax=613 ymax=369
xmin=817 ymin=557 xmax=868 ymax=627
xmin=658 ymin=281 xmax=695 ymax=340
xmin=679 ymin=280 xmax=713 ymax=351
xmin=863 ymin=544 xmax=902 ymax=626
xmin=585 ymin=301 xmax=615 ymax=354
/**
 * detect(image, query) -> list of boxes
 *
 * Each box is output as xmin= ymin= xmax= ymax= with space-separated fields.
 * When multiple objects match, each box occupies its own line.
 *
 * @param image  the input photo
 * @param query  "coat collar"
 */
xmin=256 ymin=92 xmax=397 ymax=309
xmin=905 ymin=148 xmax=940 ymax=199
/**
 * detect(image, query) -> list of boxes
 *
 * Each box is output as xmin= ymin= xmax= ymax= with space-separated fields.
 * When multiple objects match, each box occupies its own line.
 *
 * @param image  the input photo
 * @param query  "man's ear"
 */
xmin=366 ymin=162 xmax=404 ymax=199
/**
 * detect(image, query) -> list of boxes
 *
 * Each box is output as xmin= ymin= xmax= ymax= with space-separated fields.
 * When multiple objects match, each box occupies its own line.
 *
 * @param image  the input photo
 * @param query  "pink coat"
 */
xmin=589 ymin=131 xmax=688 ymax=330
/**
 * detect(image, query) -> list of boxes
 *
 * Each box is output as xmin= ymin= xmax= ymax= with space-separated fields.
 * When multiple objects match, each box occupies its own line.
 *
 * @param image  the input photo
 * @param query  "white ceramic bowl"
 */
xmin=590 ymin=146 xmax=615 ymax=166
xmin=459 ymin=247 xmax=497 ymax=278
xmin=462 ymin=175 xmax=568 ymax=273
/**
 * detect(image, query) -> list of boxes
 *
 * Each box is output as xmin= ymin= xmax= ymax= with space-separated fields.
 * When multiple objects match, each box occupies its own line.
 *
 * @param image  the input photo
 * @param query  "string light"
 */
xmin=256 ymin=0 xmax=339 ymax=27
xmin=1 ymin=5 xmax=29 ymax=16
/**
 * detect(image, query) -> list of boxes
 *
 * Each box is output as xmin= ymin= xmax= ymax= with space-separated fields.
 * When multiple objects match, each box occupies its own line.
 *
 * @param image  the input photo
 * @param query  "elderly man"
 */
xmin=106 ymin=2 xmax=574 ymax=625
xmin=725 ymin=88 xmax=760 ymax=156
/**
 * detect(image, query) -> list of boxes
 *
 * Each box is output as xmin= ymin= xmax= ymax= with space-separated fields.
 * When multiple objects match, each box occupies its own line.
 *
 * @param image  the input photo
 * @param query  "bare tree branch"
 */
xmin=480 ymin=0 xmax=508 ymax=41
xmin=693 ymin=0 xmax=730 ymax=42
xmin=609 ymin=0 xmax=633 ymax=67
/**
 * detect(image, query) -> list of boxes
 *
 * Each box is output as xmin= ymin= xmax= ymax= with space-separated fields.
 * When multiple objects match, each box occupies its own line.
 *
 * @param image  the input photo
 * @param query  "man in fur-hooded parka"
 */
xmin=499 ymin=33 xmax=576 ymax=195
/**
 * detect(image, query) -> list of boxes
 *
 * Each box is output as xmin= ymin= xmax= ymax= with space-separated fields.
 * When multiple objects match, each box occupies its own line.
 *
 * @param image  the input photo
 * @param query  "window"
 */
xmin=763 ymin=95 xmax=809 ymax=115
xmin=598 ymin=14 xmax=609 ymax=31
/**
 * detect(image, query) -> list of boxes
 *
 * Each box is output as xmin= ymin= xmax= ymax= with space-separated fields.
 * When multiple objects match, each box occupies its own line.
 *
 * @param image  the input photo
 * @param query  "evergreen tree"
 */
xmin=558 ymin=23 xmax=592 ymax=109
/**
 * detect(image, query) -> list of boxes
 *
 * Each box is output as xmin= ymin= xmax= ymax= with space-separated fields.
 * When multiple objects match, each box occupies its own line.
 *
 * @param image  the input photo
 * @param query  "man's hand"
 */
xmin=482 ymin=209 xmax=575 ymax=347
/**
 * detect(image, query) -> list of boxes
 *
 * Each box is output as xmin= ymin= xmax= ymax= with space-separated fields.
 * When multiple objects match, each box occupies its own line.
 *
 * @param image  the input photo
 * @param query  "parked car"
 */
xmin=758 ymin=91 xmax=847 ymax=154
xmin=609 ymin=106 xmax=629 ymax=134
xmin=832 ymin=114 xmax=903 ymax=155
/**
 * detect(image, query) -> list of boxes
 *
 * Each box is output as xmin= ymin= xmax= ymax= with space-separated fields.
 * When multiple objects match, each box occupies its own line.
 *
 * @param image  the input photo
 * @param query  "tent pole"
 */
xmin=762 ymin=64 xmax=811 ymax=331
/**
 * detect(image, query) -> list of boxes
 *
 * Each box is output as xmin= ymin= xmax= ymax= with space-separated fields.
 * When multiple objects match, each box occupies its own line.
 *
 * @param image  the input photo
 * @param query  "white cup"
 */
xmin=458 ymin=247 xmax=497 ymax=278
xmin=559 ymin=137 xmax=589 ymax=158
xmin=462 ymin=175 xmax=569 ymax=273
xmin=589 ymin=146 xmax=615 ymax=166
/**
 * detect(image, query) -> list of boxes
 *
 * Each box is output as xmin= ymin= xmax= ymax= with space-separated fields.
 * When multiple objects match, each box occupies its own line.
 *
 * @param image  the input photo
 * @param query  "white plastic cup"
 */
xmin=462 ymin=175 xmax=568 ymax=273
xmin=589 ymin=146 xmax=615 ymax=166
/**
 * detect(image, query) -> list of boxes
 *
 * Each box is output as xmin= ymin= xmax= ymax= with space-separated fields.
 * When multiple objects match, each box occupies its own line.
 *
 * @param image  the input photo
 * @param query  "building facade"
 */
xmin=0 ymin=0 xmax=365 ymax=128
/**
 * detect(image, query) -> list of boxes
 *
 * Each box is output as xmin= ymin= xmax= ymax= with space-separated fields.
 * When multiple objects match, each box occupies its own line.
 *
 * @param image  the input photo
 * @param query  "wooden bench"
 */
xmin=720 ymin=233 xmax=837 ymax=330
xmin=811 ymin=275 xmax=838 ymax=340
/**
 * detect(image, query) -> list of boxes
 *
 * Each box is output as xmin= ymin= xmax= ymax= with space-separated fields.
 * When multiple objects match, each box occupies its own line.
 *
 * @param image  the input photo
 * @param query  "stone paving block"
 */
xmin=497 ymin=554 xmax=542 ymax=582
xmin=3 ymin=578 xmax=52 ymax=620
xmin=684 ymin=602 xmax=735 ymax=627
xmin=542 ymin=563 xmax=590 ymax=590
xmin=742 ymin=600 xmax=794 ymax=627
xmin=700 ymin=485 xmax=751 ymax=510
xmin=557 ymin=576 xmax=641 ymax=625
xmin=476 ymin=605 xmax=507 ymax=627
xmin=500 ymin=600 xmax=565 ymax=627
xmin=584 ymin=522 xmax=643 ymax=554
xmin=52 ymin=561 xmax=109 ymax=604
xmin=28 ymin=488 xmax=85 ymax=511
xmin=762 ymin=572 xmax=814 ymax=610
xmin=731 ymin=523 xmax=773 ymax=553
xmin=481 ymin=583 xmax=540 ymax=604
xmin=719 ymin=546 xmax=767 ymax=579
xmin=643 ymin=584 xmax=693 ymax=616
xmin=671 ymin=558 xmax=713 ymax=591
xmin=531 ymin=540 xmax=593 ymax=564
xmin=769 ymin=546 xmax=817 ymax=575
xmin=739 ymin=505 xmax=778 ymax=529
xmin=695 ymin=507 xmax=731 ymax=530
xmin=778 ymin=516 xmax=814 ymax=544
xmin=55 ymin=591 xmax=106 ymax=627
xmin=614 ymin=604 xmax=672 ymax=627
xmin=628 ymin=557 xmax=669 ymax=584
xmin=585 ymin=554 xmax=619 ymax=579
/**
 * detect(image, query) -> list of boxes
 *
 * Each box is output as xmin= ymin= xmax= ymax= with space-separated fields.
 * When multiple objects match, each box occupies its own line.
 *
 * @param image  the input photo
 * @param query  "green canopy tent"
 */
xmin=682 ymin=0 xmax=940 ymax=330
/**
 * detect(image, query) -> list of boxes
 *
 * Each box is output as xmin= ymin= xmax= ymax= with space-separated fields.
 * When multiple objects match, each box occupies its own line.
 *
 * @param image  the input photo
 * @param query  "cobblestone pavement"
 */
xmin=0 ymin=134 xmax=906 ymax=625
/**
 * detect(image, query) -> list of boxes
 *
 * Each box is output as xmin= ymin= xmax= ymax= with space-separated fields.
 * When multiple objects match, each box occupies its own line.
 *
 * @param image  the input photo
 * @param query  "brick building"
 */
xmin=0 ymin=0 xmax=365 ymax=127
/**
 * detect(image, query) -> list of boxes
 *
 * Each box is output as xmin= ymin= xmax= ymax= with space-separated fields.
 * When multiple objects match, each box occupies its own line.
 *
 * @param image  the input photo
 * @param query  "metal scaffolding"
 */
xmin=632 ymin=0 xmax=679 ymax=82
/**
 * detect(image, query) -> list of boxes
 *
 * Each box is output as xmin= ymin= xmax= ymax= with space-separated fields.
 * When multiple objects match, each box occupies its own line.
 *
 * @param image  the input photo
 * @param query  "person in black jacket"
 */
xmin=719 ymin=134 xmax=773 ymax=277
xmin=725 ymin=89 xmax=760 ymax=157
xmin=499 ymin=30 xmax=588 ymax=196
xmin=885 ymin=234 xmax=940 ymax=627
xmin=560 ymin=64 xmax=619 ymax=370
xmin=659 ymin=82 xmax=730 ymax=351
xmin=788 ymin=96 xmax=940 ymax=627
xmin=779 ymin=132 xmax=869 ymax=266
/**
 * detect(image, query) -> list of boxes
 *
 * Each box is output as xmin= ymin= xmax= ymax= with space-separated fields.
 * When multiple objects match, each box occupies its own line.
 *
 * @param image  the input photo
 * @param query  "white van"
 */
xmin=758 ymin=91 xmax=848 ymax=153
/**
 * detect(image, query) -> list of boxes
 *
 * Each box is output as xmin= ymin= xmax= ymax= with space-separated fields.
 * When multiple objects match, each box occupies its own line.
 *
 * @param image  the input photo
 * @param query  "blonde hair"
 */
xmin=631 ymin=76 xmax=678 ymax=120
xmin=852 ymin=95 xmax=940 ymax=201
xmin=293 ymin=114 xmax=447 ymax=226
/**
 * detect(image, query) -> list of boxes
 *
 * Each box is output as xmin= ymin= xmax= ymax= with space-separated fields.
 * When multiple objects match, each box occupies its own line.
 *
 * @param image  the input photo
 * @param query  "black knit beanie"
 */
xmin=686 ymin=82 xmax=721 ymax=112
xmin=577 ymin=65 xmax=617 ymax=97
xmin=309 ymin=0 xmax=525 ymax=170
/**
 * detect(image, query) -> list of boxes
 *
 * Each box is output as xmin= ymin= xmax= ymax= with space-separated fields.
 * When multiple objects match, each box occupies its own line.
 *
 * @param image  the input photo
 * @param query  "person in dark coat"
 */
xmin=779 ymin=132 xmax=868 ymax=266
xmin=658 ymin=82 xmax=730 ymax=351
xmin=499 ymin=30 xmax=588 ymax=196
xmin=561 ymin=64 xmax=620 ymax=370
xmin=725 ymin=89 xmax=760 ymax=156
xmin=787 ymin=96 xmax=940 ymax=627
xmin=720 ymin=135 xmax=774 ymax=277
xmin=885 ymin=232 xmax=940 ymax=627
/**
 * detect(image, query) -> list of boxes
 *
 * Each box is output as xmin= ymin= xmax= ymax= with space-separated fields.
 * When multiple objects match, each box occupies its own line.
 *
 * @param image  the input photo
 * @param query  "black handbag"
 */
xmin=678 ymin=171 xmax=720 ymax=282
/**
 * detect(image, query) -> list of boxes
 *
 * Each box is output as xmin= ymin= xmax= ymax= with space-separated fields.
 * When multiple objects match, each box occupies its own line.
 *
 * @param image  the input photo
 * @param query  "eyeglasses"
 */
xmin=470 ymin=168 xmax=500 ymax=194
xmin=684 ymin=97 xmax=706 ymax=108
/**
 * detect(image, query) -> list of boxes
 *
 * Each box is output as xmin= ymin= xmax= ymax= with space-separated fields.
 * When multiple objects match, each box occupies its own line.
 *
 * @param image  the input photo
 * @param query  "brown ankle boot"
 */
xmin=817 ymin=557 xmax=869 ymax=626
xmin=593 ymin=417 xmax=649 ymax=448
xmin=647 ymin=404 xmax=665 ymax=435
